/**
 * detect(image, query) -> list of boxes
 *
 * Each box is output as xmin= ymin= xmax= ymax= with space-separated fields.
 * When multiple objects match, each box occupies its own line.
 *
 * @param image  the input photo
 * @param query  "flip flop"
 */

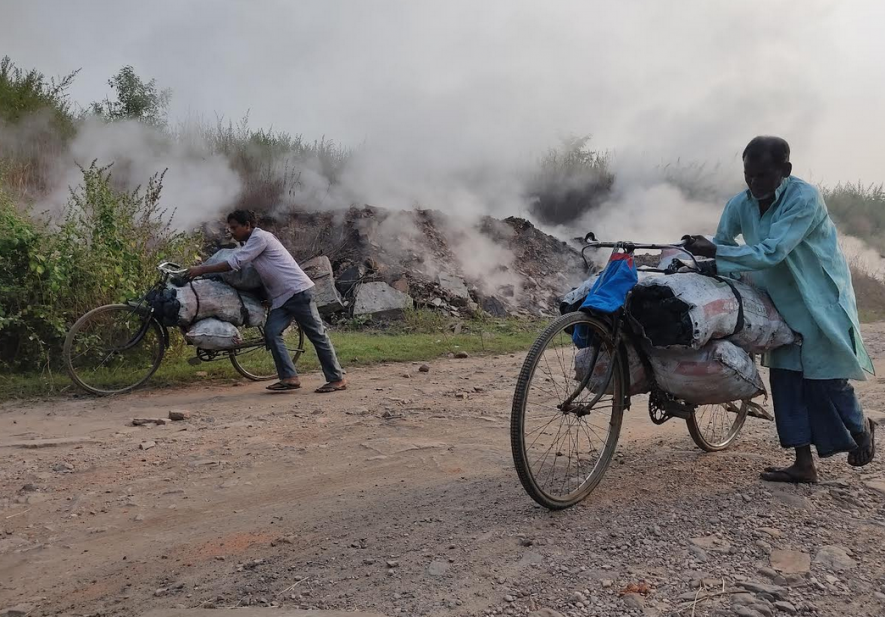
xmin=848 ymin=419 xmax=876 ymax=467
xmin=266 ymin=382 xmax=302 ymax=391
xmin=760 ymin=467 xmax=818 ymax=484
xmin=315 ymin=383 xmax=347 ymax=393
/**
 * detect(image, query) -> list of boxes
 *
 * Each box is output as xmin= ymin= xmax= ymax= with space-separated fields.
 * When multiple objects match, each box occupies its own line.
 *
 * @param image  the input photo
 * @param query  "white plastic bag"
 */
xmin=629 ymin=273 xmax=796 ymax=353
xmin=645 ymin=340 xmax=765 ymax=405
xmin=173 ymin=279 xmax=266 ymax=327
xmin=185 ymin=318 xmax=243 ymax=350
xmin=574 ymin=343 xmax=650 ymax=396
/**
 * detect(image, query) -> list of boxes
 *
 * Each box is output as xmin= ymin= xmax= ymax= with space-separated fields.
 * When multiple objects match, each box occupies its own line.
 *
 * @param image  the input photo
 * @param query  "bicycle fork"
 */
xmin=559 ymin=314 xmax=623 ymax=417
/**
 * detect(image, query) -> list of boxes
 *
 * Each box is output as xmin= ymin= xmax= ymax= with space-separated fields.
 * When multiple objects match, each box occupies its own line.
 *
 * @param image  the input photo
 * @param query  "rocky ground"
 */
xmin=3 ymin=326 xmax=885 ymax=617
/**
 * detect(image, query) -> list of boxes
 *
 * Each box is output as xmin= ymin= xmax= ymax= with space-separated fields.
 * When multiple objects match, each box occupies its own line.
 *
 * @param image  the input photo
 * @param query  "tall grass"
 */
xmin=823 ymin=183 xmax=885 ymax=255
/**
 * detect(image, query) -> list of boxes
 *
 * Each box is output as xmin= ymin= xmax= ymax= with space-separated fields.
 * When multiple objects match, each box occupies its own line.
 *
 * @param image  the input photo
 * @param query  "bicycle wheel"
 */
xmin=686 ymin=400 xmax=749 ymax=452
xmin=511 ymin=312 xmax=626 ymax=509
xmin=64 ymin=304 xmax=165 ymax=396
xmin=229 ymin=323 xmax=305 ymax=381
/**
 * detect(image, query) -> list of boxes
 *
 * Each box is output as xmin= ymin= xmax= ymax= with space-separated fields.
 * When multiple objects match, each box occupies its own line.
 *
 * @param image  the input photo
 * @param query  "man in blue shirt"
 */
xmin=684 ymin=136 xmax=875 ymax=483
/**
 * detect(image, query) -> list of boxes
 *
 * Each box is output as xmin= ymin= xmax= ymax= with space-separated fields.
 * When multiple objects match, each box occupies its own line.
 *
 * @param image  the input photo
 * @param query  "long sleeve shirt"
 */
xmin=713 ymin=176 xmax=873 ymax=380
xmin=226 ymin=228 xmax=314 ymax=310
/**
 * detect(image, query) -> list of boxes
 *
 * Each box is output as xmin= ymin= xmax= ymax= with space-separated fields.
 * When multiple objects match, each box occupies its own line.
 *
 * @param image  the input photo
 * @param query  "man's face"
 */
xmin=228 ymin=219 xmax=252 ymax=243
xmin=743 ymin=154 xmax=785 ymax=200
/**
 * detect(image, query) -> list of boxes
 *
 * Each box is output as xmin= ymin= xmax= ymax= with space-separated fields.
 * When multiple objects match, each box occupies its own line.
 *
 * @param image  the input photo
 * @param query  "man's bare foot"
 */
xmin=315 ymin=380 xmax=347 ymax=393
xmin=848 ymin=418 xmax=876 ymax=467
xmin=760 ymin=464 xmax=818 ymax=484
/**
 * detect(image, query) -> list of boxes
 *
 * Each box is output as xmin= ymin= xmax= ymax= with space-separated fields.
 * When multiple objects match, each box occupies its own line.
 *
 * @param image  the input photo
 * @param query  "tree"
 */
xmin=92 ymin=66 xmax=171 ymax=126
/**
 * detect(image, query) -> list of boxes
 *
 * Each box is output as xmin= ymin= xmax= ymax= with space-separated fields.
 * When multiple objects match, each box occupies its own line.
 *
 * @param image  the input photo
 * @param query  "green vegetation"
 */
xmin=0 ymin=314 xmax=542 ymax=400
xmin=527 ymin=136 xmax=614 ymax=226
xmin=823 ymin=183 xmax=885 ymax=255
xmin=91 ymin=65 xmax=171 ymax=126
xmin=0 ymin=163 xmax=200 ymax=372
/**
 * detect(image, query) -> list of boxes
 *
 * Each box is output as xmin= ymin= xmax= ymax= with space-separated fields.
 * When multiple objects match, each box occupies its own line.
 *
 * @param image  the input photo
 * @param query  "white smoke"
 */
xmin=36 ymin=118 xmax=242 ymax=229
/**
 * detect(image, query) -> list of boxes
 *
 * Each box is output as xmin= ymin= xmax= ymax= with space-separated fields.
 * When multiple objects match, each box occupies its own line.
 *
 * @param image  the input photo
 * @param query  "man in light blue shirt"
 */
xmin=684 ymin=136 xmax=875 ymax=482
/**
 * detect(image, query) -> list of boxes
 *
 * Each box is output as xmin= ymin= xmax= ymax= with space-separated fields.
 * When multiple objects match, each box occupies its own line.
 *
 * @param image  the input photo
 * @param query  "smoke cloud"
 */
xmin=3 ymin=0 xmax=885 ymax=243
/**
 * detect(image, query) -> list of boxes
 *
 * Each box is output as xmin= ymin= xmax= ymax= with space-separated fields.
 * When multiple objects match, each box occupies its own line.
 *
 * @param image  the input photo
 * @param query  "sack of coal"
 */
xmin=574 ymin=342 xmax=650 ymax=396
xmin=173 ymin=279 xmax=266 ymax=327
xmin=185 ymin=318 xmax=243 ymax=350
xmin=628 ymin=273 xmax=796 ymax=353
xmin=203 ymin=248 xmax=263 ymax=290
xmin=145 ymin=286 xmax=182 ymax=327
xmin=645 ymin=340 xmax=765 ymax=405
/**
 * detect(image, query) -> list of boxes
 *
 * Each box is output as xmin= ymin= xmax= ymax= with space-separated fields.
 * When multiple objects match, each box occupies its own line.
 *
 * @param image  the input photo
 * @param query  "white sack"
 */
xmin=646 ymin=340 xmax=765 ymax=405
xmin=630 ymin=273 xmax=796 ymax=353
xmin=204 ymin=248 xmax=263 ymax=290
xmin=173 ymin=279 xmax=266 ymax=327
xmin=185 ymin=318 xmax=243 ymax=351
xmin=574 ymin=342 xmax=650 ymax=396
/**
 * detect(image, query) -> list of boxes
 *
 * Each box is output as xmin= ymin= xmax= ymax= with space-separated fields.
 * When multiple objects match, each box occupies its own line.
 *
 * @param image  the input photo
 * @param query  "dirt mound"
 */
xmin=203 ymin=206 xmax=591 ymax=318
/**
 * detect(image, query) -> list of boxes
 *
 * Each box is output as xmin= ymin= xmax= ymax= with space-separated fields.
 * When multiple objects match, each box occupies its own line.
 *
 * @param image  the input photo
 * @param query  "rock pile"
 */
xmin=202 ymin=206 xmax=591 ymax=320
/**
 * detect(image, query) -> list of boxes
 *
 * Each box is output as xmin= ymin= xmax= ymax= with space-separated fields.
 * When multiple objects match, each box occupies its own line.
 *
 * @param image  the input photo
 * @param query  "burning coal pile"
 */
xmin=202 ymin=206 xmax=590 ymax=320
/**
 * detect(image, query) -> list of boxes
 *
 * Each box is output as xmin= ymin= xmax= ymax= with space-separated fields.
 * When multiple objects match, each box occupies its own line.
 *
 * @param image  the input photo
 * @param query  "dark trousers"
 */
xmin=264 ymin=289 xmax=343 ymax=383
xmin=770 ymin=368 xmax=865 ymax=458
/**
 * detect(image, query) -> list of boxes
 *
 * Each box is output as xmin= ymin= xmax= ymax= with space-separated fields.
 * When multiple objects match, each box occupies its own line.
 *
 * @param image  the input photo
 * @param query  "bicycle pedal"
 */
xmin=188 ymin=356 xmax=203 ymax=366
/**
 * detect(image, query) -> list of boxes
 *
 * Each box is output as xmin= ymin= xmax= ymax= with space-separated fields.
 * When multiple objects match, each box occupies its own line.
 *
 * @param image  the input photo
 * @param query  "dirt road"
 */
xmin=3 ymin=326 xmax=885 ymax=617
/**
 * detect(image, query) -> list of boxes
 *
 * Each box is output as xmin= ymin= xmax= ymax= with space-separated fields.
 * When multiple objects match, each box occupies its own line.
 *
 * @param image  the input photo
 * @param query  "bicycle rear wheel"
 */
xmin=229 ymin=324 xmax=305 ymax=381
xmin=511 ymin=312 xmax=625 ymax=509
xmin=64 ymin=304 xmax=165 ymax=396
xmin=686 ymin=400 xmax=749 ymax=452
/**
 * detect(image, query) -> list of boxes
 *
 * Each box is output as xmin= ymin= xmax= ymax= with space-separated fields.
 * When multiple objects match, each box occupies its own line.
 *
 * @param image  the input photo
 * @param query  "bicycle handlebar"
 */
xmin=157 ymin=262 xmax=187 ymax=276
xmin=580 ymin=233 xmax=701 ymax=271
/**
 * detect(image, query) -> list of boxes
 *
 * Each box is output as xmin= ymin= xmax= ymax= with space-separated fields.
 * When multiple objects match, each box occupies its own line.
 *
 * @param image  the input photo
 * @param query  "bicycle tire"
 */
xmin=64 ymin=304 xmax=166 ymax=396
xmin=686 ymin=399 xmax=749 ymax=452
xmin=229 ymin=323 xmax=306 ymax=381
xmin=511 ymin=312 xmax=625 ymax=510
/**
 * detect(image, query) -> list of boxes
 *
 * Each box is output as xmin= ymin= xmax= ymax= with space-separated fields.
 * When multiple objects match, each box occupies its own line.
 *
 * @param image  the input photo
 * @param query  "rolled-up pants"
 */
xmin=264 ymin=289 xmax=344 ymax=383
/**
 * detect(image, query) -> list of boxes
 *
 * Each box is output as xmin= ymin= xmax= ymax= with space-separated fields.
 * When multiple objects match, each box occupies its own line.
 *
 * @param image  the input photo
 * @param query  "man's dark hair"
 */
xmin=742 ymin=136 xmax=790 ymax=165
xmin=227 ymin=209 xmax=257 ymax=226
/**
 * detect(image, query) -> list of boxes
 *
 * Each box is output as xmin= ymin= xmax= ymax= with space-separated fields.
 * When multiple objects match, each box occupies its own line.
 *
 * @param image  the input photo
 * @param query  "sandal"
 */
xmin=760 ymin=466 xmax=818 ymax=484
xmin=266 ymin=382 xmax=302 ymax=391
xmin=315 ymin=382 xmax=347 ymax=393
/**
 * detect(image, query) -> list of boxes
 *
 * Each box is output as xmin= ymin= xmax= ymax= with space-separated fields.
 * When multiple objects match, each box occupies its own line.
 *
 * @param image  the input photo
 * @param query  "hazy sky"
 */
xmin=4 ymin=0 xmax=884 ymax=186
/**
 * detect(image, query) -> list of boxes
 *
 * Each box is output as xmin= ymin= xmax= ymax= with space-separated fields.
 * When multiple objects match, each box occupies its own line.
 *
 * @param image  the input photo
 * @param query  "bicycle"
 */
xmin=63 ymin=262 xmax=305 ymax=396
xmin=510 ymin=236 xmax=763 ymax=509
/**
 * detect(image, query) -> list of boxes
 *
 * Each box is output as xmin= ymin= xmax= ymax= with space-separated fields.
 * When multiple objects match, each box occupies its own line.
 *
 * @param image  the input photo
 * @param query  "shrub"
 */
xmin=0 ymin=56 xmax=79 ymax=196
xmin=822 ymin=183 xmax=885 ymax=254
xmin=527 ymin=136 xmax=614 ymax=226
xmin=0 ymin=162 xmax=200 ymax=372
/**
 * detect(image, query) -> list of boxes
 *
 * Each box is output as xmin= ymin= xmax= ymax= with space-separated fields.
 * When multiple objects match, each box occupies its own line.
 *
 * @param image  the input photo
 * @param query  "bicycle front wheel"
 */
xmin=511 ymin=312 xmax=625 ymax=510
xmin=64 ymin=304 xmax=166 ymax=396
xmin=229 ymin=323 xmax=305 ymax=381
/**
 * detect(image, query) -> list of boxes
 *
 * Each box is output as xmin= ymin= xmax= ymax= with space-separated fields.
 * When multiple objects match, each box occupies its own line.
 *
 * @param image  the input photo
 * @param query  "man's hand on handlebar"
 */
xmin=682 ymin=235 xmax=717 ymax=259
xmin=185 ymin=265 xmax=206 ymax=280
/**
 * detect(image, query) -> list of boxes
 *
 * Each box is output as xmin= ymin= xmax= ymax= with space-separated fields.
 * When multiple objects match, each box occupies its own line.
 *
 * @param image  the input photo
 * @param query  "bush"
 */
xmin=0 ymin=162 xmax=200 ymax=372
xmin=527 ymin=136 xmax=614 ymax=226
xmin=91 ymin=65 xmax=171 ymax=127
xmin=823 ymin=183 xmax=885 ymax=255
xmin=0 ymin=56 xmax=79 ymax=196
